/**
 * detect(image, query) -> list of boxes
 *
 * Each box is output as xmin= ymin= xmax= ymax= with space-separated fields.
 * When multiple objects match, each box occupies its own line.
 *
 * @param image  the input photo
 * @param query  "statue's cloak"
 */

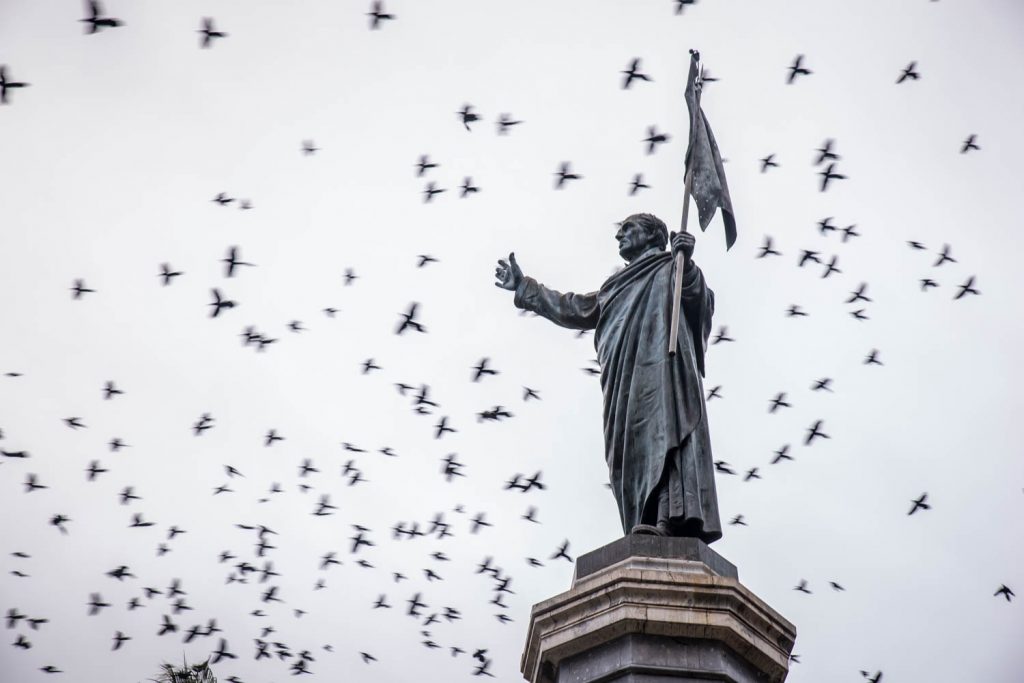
xmin=515 ymin=249 xmax=721 ymax=542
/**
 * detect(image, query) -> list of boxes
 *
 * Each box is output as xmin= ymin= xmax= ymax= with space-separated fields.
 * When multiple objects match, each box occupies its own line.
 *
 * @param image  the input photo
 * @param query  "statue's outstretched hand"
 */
xmin=495 ymin=252 xmax=524 ymax=291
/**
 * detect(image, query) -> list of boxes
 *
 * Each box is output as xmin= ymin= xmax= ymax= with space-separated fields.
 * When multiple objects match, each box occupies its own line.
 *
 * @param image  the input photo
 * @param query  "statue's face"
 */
xmin=616 ymin=218 xmax=656 ymax=262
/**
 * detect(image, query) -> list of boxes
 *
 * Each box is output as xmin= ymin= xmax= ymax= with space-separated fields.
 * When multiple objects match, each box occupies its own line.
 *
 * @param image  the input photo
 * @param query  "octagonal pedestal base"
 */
xmin=521 ymin=536 xmax=796 ymax=683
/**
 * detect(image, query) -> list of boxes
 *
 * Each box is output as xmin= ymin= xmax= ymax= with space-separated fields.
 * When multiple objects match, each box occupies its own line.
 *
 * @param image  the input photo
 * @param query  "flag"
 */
xmin=684 ymin=50 xmax=737 ymax=250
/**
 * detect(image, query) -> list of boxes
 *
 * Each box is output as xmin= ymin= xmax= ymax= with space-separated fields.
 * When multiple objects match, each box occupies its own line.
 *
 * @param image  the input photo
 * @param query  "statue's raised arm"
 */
xmin=495 ymin=251 xmax=599 ymax=331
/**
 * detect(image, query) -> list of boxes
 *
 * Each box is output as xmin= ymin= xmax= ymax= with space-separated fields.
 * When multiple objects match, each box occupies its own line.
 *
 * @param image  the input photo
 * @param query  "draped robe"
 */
xmin=514 ymin=248 xmax=722 ymax=543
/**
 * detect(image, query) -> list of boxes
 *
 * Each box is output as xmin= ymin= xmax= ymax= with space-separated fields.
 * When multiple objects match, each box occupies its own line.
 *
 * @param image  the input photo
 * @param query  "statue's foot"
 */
xmin=630 ymin=524 xmax=664 ymax=536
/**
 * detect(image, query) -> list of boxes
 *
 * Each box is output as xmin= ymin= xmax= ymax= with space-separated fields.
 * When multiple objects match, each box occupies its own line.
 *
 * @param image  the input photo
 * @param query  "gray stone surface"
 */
xmin=559 ymin=633 xmax=767 ymax=683
xmin=521 ymin=547 xmax=794 ymax=683
xmin=574 ymin=535 xmax=738 ymax=581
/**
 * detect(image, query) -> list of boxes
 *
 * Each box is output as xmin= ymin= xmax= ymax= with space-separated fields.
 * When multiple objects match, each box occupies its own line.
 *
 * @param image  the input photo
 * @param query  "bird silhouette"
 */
xmin=81 ymin=1 xmax=123 ymax=34
xmin=367 ymin=1 xmax=395 ymax=29
xmin=787 ymin=55 xmax=812 ymax=83
xmin=0 ymin=65 xmax=31 ymax=105
xmin=896 ymin=61 xmax=920 ymax=84
xmin=621 ymin=58 xmax=652 ymax=89
xmin=198 ymin=18 xmax=228 ymax=48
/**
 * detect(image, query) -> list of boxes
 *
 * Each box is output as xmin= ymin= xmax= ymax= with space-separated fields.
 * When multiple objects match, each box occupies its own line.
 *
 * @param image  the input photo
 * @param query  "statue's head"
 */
xmin=616 ymin=213 xmax=668 ymax=262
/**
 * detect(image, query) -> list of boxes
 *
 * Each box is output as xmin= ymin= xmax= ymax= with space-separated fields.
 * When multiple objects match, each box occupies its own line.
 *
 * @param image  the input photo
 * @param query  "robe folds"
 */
xmin=514 ymin=249 xmax=722 ymax=543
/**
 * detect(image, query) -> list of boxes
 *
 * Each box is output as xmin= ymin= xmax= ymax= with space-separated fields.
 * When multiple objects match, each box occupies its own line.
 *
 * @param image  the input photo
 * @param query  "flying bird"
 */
xmin=367 ymin=1 xmax=395 ymax=29
xmin=0 ymin=65 xmax=31 ymax=105
xmin=908 ymin=493 xmax=930 ymax=515
xmin=786 ymin=55 xmax=812 ymax=83
xmin=396 ymin=303 xmax=426 ymax=334
xmin=896 ymin=61 xmax=920 ymax=84
xmin=961 ymin=135 xmax=980 ymax=154
xmin=457 ymin=104 xmax=480 ymax=131
xmin=198 ymin=18 xmax=227 ymax=48
xmin=819 ymin=163 xmax=846 ymax=192
xmin=953 ymin=276 xmax=979 ymax=300
xmin=621 ymin=58 xmax=652 ymax=89
xmin=643 ymin=126 xmax=670 ymax=154
xmin=760 ymin=154 xmax=778 ymax=172
xmin=81 ymin=1 xmax=123 ymax=34
xmin=554 ymin=162 xmax=582 ymax=189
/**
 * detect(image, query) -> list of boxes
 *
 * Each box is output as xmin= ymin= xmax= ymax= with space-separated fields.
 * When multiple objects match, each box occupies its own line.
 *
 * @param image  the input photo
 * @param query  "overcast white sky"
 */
xmin=1 ymin=0 xmax=1023 ymax=681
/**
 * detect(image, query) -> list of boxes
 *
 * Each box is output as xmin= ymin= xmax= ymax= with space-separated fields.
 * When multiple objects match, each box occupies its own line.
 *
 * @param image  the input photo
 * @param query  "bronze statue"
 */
xmin=495 ymin=214 xmax=721 ymax=542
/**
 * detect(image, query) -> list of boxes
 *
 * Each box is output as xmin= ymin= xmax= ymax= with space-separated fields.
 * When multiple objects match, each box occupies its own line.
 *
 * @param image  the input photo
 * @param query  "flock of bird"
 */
xmin=0 ymin=1 xmax=1014 ymax=682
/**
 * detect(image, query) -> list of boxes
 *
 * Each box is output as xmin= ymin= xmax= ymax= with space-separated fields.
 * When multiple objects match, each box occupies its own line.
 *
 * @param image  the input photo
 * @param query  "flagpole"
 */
xmin=669 ymin=59 xmax=702 ymax=356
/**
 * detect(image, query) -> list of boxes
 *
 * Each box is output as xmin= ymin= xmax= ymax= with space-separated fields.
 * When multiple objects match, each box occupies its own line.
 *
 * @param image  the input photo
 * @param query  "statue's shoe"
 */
xmin=629 ymin=523 xmax=665 ymax=536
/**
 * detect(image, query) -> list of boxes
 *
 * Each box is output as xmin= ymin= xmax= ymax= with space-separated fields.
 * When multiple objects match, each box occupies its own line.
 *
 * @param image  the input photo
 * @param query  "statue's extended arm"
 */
xmin=495 ymin=252 xmax=599 ymax=331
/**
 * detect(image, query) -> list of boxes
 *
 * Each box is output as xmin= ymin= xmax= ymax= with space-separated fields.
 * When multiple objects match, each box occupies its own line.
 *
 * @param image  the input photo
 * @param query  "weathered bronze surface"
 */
xmin=495 ymin=214 xmax=721 ymax=542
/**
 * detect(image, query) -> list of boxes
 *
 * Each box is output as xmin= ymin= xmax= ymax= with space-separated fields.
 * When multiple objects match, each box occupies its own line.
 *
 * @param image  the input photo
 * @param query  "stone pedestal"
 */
xmin=521 ymin=536 xmax=796 ymax=683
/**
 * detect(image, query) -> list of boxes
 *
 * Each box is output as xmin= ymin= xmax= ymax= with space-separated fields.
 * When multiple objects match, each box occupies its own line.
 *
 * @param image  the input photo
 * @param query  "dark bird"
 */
xmin=209 ymin=289 xmax=236 ymax=318
xmin=211 ymin=638 xmax=237 ymax=664
xmin=933 ymin=244 xmax=956 ymax=267
xmin=793 ymin=579 xmax=812 ymax=594
xmin=212 ymin=192 xmax=234 ymax=206
xmin=768 ymin=393 xmax=790 ymax=413
xmin=0 ymin=65 xmax=31 ymax=105
xmin=729 ymin=515 xmax=747 ymax=526
xmin=994 ymin=585 xmax=1014 ymax=602
xmin=417 ymin=254 xmax=438 ymax=267
xmin=50 ymin=514 xmax=71 ymax=534
xmin=850 ymin=308 xmax=869 ymax=321
xmin=423 ymin=181 xmax=446 ymax=202
xmin=829 ymin=581 xmax=845 ymax=592
xmin=130 ymin=513 xmax=155 ymax=528
xmin=714 ymin=461 xmax=735 ymax=475
xmin=861 ymin=671 xmax=883 ymax=683
xmin=798 ymin=250 xmax=820 ymax=267
xmin=846 ymin=283 xmax=872 ymax=304
xmin=954 ymin=276 xmax=980 ymax=300
xmin=771 ymin=445 xmax=793 ymax=464
xmin=841 ymin=224 xmax=860 ymax=242
xmin=470 ymin=512 xmax=491 ymax=533
xmin=523 ymin=387 xmax=541 ymax=401
xmin=434 ymin=416 xmax=456 ymax=439
xmin=24 ymin=474 xmax=47 ymax=492
xmin=814 ymin=139 xmax=839 ymax=165
xmin=407 ymin=593 xmax=426 ymax=617
xmin=71 ymin=279 xmax=95 ymax=299
xmin=265 ymin=429 xmax=284 ymax=446
xmin=396 ymin=303 xmax=426 ymax=334
xmin=757 ymin=236 xmax=781 ymax=258
xmin=460 ymin=177 xmax=480 ymax=198
xmin=621 ymin=58 xmax=652 ymax=89
xmin=712 ymin=326 xmax=734 ymax=344
xmin=961 ymin=135 xmax=980 ymax=154
xmin=64 ymin=417 xmax=86 ymax=429
xmin=629 ymin=173 xmax=650 ymax=196
xmin=367 ymin=1 xmax=395 ymax=29
xmin=819 ymin=163 xmax=846 ymax=192
xmin=472 ymin=357 xmax=498 ymax=382
xmin=674 ymin=0 xmax=697 ymax=14
xmin=415 ymin=155 xmax=438 ymax=176
xmin=81 ymin=1 xmax=123 ymax=34
xmin=457 ymin=104 xmax=480 ymax=131
xmin=744 ymin=467 xmax=761 ymax=482
xmin=760 ymin=154 xmax=778 ymax=172
xmin=864 ymin=349 xmax=883 ymax=366
xmin=804 ymin=420 xmax=829 ymax=445
xmin=554 ymin=162 xmax=582 ymax=189
xmin=907 ymin=240 xmax=926 ymax=250
xmin=86 ymin=460 xmax=109 ymax=481
xmin=198 ymin=18 xmax=227 ymax=48
xmin=344 ymin=268 xmax=358 ymax=285
xmin=908 ymin=493 xmax=930 ymax=515
xmin=158 ymin=263 xmax=183 ymax=285
xmin=818 ymin=216 xmax=837 ymax=235
xmin=223 ymin=246 xmax=254 ymax=277
xmin=103 ymin=381 xmax=123 ymax=400
xmin=643 ymin=126 xmax=670 ymax=155
xmin=362 ymin=358 xmax=380 ymax=374
xmin=786 ymin=55 xmax=812 ymax=83
xmin=88 ymin=593 xmax=111 ymax=615
xmin=551 ymin=540 xmax=572 ymax=562
xmin=896 ymin=61 xmax=920 ymax=84
xmin=706 ymin=385 xmax=722 ymax=401
xmin=496 ymin=113 xmax=523 ymax=134
xmin=812 ymin=377 xmax=833 ymax=392
xmin=302 ymin=139 xmax=319 ymax=155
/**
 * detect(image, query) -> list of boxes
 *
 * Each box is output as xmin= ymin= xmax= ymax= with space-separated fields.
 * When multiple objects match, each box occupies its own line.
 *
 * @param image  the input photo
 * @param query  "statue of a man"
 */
xmin=495 ymin=213 xmax=722 ymax=542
